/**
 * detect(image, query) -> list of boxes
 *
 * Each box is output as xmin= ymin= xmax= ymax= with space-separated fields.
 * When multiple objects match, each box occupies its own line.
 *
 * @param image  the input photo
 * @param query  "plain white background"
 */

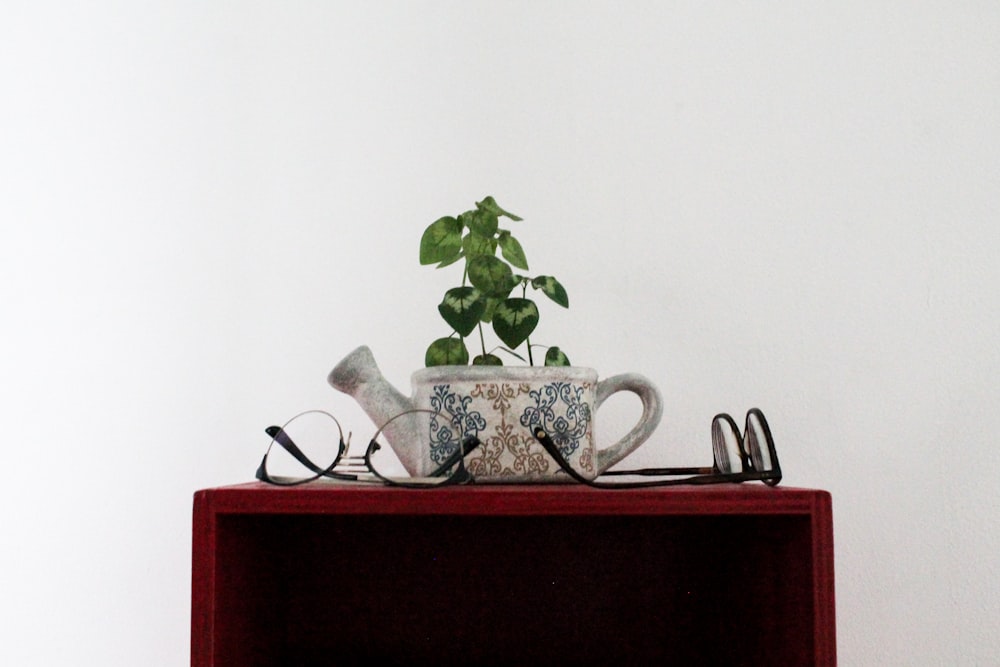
xmin=2 ymin=2 xmax=998 ymax=664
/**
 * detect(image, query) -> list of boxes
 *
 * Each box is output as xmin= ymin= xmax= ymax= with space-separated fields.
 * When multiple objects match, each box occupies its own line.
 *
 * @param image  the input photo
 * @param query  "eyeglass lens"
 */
xmin=258 ymin=410 xmax=345 ymax=484
xmin=711 ymin=414 xmax=745 ymax=474
xmin=744 ymin=408 xmax=780 ymax=485
xmin=363 ymin=409 xmax=478 ymax=488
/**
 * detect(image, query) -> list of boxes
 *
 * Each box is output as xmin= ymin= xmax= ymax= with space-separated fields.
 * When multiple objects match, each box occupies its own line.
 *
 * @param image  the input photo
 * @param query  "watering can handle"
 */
xmin=594 ymin=373 xmax=663 ymax=474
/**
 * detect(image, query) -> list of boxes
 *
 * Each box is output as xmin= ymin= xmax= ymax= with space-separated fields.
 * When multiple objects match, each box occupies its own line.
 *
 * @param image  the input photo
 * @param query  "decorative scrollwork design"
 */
xmin=428 ymin=384 xmax=487 ymax=465
xmin=519 ymin=382 xmax=592 ymax=459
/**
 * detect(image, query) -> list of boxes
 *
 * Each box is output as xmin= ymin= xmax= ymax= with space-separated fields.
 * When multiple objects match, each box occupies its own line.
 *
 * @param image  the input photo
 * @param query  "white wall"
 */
xmin=3 ymin=2 xmax=998 ymax=664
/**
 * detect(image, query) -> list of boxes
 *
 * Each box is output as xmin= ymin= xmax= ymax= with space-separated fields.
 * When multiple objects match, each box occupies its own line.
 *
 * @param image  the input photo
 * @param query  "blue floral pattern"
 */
xmin=428 ymin=384 xmax=487 ymax=465
xmin=518 ymin=382 xmax=592 ymax=459
xmin=420 ymin=378 xmax=595 ymax=478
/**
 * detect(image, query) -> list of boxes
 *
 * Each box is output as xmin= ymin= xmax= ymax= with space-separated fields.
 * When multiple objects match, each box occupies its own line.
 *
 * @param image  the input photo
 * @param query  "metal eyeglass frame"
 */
xmin=531 ymin=407 xmax=782 ymax=488
xmin=255 ymin=409 xmax=481 ymax=487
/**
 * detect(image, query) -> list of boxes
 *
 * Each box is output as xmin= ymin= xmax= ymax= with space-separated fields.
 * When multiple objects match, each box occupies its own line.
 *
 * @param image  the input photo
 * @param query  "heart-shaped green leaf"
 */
xmin=462 ymin=207 xmax=499 ymax=237
xmin=468 ymin=255 xmax=514 ymax=296
xmin=492 ymin=298 xmax=539 ymax=349
xmin=420 ymin=217 xmax=463 ymax=265
xmin=476 ymin=196 xmax=523 ymax=221
xmin=436 ymin=251 xmax=464 ymax=269
xmin=544 ymin=346 xmax=571 ymax=367
xmin=462 ymin=231 xmax=496 ymax=259
xmin=531 ymin=275 xmax=569 ymax=308
xmin=498 ymin=231 xmax=528 ymax=270
xmin=425 ymin=337 xmax=469 ymax=366
xmin=438 ymin=287 xmax=485 ymax=336
xmin=472 ymin=353 xmax=503 ymax=366
xmin=480 ymin=296 xmax=501 ymax=322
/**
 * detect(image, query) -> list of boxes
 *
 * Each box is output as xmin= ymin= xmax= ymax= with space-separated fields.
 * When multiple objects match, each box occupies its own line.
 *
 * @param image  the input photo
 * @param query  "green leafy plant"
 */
xmin=419 ymin=196 xmax=570 ymax=367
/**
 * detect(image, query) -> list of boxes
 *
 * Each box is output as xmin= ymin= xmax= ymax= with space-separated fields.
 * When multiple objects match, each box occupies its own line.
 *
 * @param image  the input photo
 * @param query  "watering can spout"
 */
xmin=328 ymin=345 xmax=423 ymax=475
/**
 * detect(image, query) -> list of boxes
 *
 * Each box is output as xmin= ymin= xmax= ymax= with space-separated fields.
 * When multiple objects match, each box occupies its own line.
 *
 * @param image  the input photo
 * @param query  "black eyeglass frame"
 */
xmin=531 ymin=408 xmax=782 ymax=489
xmin=256 ymin=409 xmax=482 ymax=487
xmin=255 ymin=410 xmax=356 ymax=486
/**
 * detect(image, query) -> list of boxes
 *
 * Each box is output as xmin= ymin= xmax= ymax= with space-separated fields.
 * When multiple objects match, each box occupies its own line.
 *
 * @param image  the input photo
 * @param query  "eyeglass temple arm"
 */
xmin=531 ymin=428 xmax=596 ymax=484
xmin=426 ymin=435 xmax=482 ymax=478
xmin=603 ymin=465 xmax=716 ymax=477
xmin=261 ymin=425 xmax=345 ymax=476
xmin=533 ymin=426 xmax=782 ymax=488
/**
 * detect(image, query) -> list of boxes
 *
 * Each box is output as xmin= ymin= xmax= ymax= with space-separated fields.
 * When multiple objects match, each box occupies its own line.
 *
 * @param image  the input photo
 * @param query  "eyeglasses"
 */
xmin=257 ymin=407 xmax=781 ymax=489
xmin=531 ymin=408 xmax=782 ymax=488
xmin=256 ymin=409 xmax=481 ymax=488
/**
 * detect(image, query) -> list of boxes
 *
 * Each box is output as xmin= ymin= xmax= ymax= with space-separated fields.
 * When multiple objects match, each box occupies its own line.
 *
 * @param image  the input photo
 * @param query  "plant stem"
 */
xmin=523 ymin=281 xmax=533 ymax=364
xmin=478 ymin=323 xmax=487 ymax=359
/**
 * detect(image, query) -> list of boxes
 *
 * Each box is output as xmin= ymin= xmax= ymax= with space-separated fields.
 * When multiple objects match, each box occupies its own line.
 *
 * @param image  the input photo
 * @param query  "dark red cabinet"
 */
xmin=192 ymin=484 xmax=835 ymax=665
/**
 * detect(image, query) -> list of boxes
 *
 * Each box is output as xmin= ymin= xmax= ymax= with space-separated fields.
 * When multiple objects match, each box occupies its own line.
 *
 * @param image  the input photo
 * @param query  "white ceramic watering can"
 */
xmin=328 ymin=345 xmax=663 ymax=482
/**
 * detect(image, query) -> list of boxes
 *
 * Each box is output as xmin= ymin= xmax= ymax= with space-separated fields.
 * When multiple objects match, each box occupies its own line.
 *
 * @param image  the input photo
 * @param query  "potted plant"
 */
xmin=328 ymin=196 xmax=662 ymax=481
xmin=419 ymin=196 xmax=570 ymax=367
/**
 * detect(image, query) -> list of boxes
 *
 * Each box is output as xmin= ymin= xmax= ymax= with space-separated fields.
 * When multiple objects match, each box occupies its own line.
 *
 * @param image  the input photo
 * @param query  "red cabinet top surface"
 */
xmin=196 ymin=482 xmax=831 ymax=517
